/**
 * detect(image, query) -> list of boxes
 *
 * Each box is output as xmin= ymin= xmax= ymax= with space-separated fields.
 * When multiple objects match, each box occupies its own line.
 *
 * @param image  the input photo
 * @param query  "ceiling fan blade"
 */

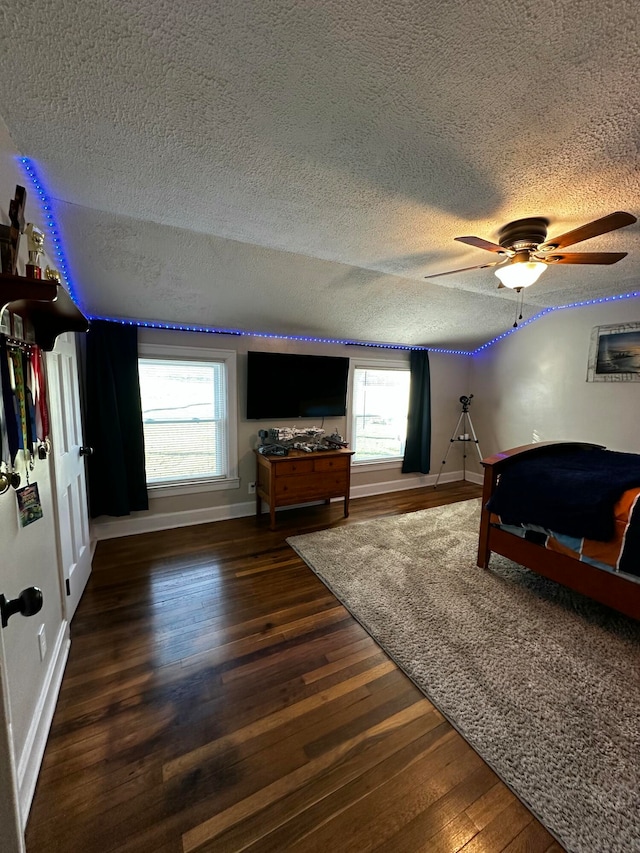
xmin=539 ymin=252 xmax=628 ymax=265
xmin=454 ymin=236 xmax=508 ymax=254
xmin=540 ymin=212 xmax=637 ymax=251
xmin=424 ymin=260 xmax=504 ymax=279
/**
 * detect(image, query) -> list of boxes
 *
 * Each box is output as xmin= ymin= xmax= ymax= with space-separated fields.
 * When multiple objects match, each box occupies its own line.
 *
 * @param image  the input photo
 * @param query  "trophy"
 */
xmin=25 ymin=222 xmax=45 ymax=279
xmin=45 ymin=265 xmax=61 ymax=283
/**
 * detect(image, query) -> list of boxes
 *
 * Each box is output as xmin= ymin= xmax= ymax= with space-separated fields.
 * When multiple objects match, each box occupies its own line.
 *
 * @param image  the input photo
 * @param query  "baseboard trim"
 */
xmin=17 ymin=620 xmax=70 ymax=827
xmin=350 ymin=470 xmax=464 ymax=499
xmin=92 ymin=471 xmax=470 ymax=540
xmin=92 ymin=500 xmax=257 ymax=540
xmin=464 ymin=471 xmax=483 ymax=485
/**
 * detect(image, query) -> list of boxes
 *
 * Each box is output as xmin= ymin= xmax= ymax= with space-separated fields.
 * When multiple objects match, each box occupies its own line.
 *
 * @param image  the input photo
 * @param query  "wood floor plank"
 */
xmin=459 ymin=799 xmax=535 ymax=853
xmin=180 ymin=699 xmax=438 ymax=851
xmin=25 ymin=482 xmax=565 ymax=853
xmin=95 ymin=680 xmax=419 ymax=853
xmin=220 ymin=623 xmax=373 ymax=685
xmin=371 ymin=764 xmax=499 ymax=853
xmin=163 ymin=660 xmax=397 ymax=782
xmin=269 ymin=733 xmax=485 ymax=853
xmin=502 ymin=820 xmax=558 ymax=853
xmin=200 ymin=718 xmax=453 ymax=853
xmin=465 ymin=778 xmax=518 ymax=830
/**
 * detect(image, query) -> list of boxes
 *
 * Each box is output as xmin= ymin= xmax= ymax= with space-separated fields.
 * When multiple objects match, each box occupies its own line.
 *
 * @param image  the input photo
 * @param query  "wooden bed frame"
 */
xmin=477 ymin=441 xmax=640 ymax=621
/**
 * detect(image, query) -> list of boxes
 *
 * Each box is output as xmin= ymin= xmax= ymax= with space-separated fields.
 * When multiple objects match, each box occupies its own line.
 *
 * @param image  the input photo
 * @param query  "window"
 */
xmin=138 ymin=344 xmax=238 ymax=493
xmin=350 ymin=362 xmax=411 ymax=463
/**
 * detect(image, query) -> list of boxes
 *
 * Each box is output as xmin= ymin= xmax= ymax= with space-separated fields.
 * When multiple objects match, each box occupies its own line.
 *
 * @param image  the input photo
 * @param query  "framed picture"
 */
xmin=587 ymin=322 xmax=640 ymax=382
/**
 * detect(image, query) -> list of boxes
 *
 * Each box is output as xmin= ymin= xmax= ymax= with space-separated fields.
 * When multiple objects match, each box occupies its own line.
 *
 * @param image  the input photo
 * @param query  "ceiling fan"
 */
xmin=425 ymin=211 xmax=637 ymax=290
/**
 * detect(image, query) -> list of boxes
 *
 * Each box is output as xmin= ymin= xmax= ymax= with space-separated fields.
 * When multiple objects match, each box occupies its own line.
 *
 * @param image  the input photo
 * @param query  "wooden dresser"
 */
xmin=255 ymin=447 xmax=355 ymax=529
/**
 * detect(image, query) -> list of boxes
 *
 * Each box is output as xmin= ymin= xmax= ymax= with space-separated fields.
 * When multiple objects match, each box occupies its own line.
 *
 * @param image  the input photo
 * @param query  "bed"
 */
xmin=477 ymin=441 xmax=640 ymax=620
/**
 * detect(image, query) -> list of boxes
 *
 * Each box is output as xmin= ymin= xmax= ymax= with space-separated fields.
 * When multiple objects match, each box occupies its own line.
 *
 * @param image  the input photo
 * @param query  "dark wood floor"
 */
xmin=26 ymin=483 xmax=563 ymax=853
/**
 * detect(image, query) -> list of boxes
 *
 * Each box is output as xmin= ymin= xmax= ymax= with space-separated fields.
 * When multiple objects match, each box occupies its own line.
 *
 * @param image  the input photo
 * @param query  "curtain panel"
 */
xmin=85 ymin=320 xmax=148 ymax=517
xmin=402 ymin=349 xmax=431 ymax=474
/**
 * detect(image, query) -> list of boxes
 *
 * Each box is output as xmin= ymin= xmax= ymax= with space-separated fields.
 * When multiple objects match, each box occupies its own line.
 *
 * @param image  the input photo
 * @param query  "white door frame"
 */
xmin=0 ymin=621 xmax=26 ymax=853
xmin=46 ymin=333 xmax=92 ymax=620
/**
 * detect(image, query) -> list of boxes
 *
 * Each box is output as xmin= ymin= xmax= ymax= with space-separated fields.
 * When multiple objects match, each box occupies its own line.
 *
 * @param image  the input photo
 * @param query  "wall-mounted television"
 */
xmin=246 ymin=351 xmax=349 ymax=419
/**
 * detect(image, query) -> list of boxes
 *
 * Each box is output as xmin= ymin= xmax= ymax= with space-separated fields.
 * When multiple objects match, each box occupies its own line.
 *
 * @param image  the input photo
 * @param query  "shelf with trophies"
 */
xmin=0 ymin=184 xmax=88 ymax=350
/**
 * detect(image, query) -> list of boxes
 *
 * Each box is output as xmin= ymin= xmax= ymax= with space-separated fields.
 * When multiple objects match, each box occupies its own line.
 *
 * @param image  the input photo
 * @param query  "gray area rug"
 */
xmin=287 ymin=499 xmax=640 ymax=853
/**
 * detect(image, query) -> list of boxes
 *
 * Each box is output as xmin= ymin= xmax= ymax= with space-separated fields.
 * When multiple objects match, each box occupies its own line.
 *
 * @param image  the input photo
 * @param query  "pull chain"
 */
xmin=513 ymin=288 xmax=524 ymax=328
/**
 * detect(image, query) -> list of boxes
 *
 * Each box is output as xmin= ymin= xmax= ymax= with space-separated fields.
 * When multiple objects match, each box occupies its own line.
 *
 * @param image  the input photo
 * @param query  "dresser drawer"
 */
xmin=313 ymin=455 xmax=349 ymax=473
xmin=274 ymin=471 xmax=348 ymax=501
xmin=273 ymin=458 xmax=315 ymax=476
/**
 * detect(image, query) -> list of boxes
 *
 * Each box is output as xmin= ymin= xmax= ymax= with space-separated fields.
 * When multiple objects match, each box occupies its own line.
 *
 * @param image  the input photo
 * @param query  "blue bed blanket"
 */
xmin=486 ymin=447 xmax=640 ymax=541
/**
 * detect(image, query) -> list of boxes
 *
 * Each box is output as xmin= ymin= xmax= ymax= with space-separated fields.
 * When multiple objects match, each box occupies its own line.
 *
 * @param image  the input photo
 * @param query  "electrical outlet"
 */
xmin=37 ymin=625 xmax=47 ymax=661
xmin=248 ymin=482 xmax=256 ymax=495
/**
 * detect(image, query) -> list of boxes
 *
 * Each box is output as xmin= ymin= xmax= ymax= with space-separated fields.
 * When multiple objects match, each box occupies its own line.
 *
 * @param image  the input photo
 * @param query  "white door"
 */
xmin=46 ymin=333 xmax=91 ymax=619
xmin=0 ymin=619 xmax=26 ymax=853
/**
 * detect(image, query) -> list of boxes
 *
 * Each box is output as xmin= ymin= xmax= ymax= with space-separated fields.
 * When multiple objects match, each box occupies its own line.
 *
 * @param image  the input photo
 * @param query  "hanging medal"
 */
xmin=0 ymin=336 xmax=20 ymax=490
xmin=10 ymin=345 xmax=43 ymax=522
xmin=0 ymin=347 xmax=9 ymax=473
xmin=23 ymin=350 xmax=36 ymax=467
xmin=30 ymin=345 xmax=51 ymax=458
xmin=10 ymin=347 xmax=31 ymax=470
xmin=0 ymin=357 xmax=9 ymax=494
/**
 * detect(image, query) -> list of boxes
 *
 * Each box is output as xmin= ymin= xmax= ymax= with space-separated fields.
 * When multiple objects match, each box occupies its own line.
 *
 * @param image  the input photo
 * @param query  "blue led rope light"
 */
xmin=18 ymin=158 xmax=639 ymax=354
xmin=18 ymin=157 xmax=81 ymax=306
xmin=85 ymin=313 xmax=473 ymax=355
xmin=472 ymin=290 xmax=640 ymax=354
xmin=86 ymin=291 xmax=640 ymax=356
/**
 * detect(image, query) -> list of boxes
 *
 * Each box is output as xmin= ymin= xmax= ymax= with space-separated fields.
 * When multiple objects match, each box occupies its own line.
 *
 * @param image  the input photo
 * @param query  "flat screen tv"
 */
xmin=246 ymin=351 xmax=349 ymax=419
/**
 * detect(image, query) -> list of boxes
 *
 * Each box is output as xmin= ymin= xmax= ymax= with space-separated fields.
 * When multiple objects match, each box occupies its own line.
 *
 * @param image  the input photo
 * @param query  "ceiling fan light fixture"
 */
xmin=494 ymin=255 xmax=547 ymax=289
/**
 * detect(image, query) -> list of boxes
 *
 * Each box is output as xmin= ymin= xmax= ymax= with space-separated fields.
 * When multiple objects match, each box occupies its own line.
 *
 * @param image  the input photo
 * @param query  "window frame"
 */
xmin=347 ymin=356 xmax=411 ymax=468
xmin=138 ymin=342 xmax=239 ymax=496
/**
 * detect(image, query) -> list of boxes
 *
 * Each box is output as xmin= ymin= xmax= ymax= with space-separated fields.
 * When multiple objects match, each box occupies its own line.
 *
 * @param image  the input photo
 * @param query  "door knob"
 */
xmin=1 ymin=587 xmax=44 ymax=628
xmin=79 ymin=446 xmax=93 ymax=457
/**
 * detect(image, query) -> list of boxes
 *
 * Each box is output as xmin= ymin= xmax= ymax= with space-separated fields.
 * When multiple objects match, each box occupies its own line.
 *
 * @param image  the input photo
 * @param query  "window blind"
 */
xmin=138 ymin=359 xmax=227 ymax=484
xmin=352 ymin=367 xmax=410 ymax=462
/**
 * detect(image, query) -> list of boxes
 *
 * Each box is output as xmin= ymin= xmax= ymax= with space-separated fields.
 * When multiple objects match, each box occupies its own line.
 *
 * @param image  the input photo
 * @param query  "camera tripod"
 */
xmin=434 ymin=395 xmax=483 ymax=488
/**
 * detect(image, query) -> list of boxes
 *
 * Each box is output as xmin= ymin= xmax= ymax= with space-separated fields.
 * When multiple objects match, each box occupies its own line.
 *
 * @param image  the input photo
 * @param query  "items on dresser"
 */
xmin=257 ymin=426 xmax=348 ymax=455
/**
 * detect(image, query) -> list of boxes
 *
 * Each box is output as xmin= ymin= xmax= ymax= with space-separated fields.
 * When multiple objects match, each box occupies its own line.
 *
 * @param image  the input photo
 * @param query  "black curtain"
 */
xmin=402 ymin=349 xmax=431 ymax=474
xmin=85 ymin=320 xmax=148 ymax=517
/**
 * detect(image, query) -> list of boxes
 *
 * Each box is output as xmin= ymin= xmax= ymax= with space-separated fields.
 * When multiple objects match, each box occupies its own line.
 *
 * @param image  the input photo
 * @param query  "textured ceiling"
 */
xmin=0 ymin=0 xmax=638 ymax=347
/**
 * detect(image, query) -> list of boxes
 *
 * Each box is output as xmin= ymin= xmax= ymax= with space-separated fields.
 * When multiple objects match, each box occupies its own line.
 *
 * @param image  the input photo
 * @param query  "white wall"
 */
xmin=92 ymin=326 xmax=473 ymax=538
xmin=0 ymin=117 xmax=70 ymax=819
xmin=469 ymin=299 xmax=640 ymax=463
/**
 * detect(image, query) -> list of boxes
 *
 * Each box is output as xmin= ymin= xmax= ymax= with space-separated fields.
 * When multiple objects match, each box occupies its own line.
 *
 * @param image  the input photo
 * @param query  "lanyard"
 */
xmin=10 ymin=348 xmax=31 ymax=468
xmin=0 ymin=338 xmax=51 ymax=470
xmin=0 ymin=336 xmax=19 ymax=466
xmin=0 ymin=369 xmax=8 ymax=465
xmin=30 ymin=346 xmax=50 ymax=440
